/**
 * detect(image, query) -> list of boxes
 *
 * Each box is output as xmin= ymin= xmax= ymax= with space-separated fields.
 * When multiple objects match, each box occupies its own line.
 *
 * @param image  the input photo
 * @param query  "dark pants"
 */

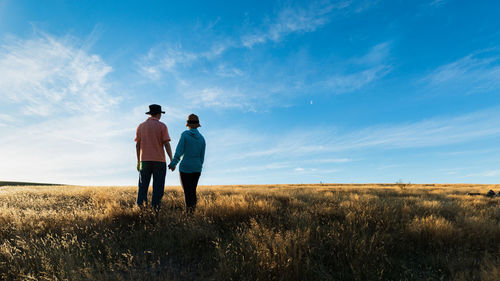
xmin=180 ymin=172 xmax=201 ymax=212
xmin=137 ymin=161 xmax=166 ymax=211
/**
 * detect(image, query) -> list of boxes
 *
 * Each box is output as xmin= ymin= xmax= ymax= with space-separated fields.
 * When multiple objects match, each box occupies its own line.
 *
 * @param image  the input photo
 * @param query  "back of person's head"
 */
xmin=186 ymin=114 xmax=201 ymax=128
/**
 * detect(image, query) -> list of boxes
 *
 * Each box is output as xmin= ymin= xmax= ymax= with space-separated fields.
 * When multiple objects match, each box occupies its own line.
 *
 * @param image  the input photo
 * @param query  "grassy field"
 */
xmin=0 ymin=184 xmax=499 ymax=280
xmin=0 ymin=181 xmax=62 ymax=187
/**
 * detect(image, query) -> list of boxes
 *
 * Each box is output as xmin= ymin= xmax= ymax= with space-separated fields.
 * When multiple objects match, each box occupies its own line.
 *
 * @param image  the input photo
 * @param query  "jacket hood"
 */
xmin=186 ymin=128 xmax=201 ymax=139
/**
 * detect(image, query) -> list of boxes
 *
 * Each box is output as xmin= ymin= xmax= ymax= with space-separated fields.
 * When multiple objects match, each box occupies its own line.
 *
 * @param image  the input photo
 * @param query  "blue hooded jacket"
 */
xmin=169 ymin=128 xmax=206 ymax=173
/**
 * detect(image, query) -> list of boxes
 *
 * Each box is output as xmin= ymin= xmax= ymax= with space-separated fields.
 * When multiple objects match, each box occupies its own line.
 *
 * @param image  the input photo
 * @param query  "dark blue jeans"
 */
xmin=137 ymin=161 xmax=166 ymax=211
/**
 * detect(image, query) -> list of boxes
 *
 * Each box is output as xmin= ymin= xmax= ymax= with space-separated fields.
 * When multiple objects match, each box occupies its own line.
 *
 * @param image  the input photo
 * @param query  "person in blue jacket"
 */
xmin=168 ymin=114 xmax=206 ymax=213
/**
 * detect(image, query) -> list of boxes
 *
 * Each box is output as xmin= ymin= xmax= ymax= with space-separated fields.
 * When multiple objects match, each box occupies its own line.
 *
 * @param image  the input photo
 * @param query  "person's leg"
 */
xmin=137 ymin=161 xmax=153 ymax=208
xmin=189 ymin=172 xmax=201 ymax=209
xmin=180 ymin=172 xmax=201 ymax=213
xmin=151 ymin=161 xmax=166 ymax=213
xmin=179 ymin=172 xmax=193 ymax=212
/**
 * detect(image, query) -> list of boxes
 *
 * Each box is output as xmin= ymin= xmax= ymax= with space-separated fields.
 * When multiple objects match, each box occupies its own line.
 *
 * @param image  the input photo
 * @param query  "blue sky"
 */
xmin=1 ymin=0 xmax=500 ymax=185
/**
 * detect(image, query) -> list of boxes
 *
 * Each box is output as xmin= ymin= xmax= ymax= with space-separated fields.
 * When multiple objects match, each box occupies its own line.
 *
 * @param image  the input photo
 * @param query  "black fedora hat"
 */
xmin=146 ymin=104 xmax=165 ymax=115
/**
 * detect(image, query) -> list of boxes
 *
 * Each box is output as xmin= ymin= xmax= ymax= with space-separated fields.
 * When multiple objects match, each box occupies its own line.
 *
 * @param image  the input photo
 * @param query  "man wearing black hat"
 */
xmin=135 ymin=104 xmax=173 ymax=213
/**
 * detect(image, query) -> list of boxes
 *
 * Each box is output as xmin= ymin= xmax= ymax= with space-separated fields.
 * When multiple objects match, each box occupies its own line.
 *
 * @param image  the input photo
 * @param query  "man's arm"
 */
xmin=164 ymin=141 xmax=173 ymax=162
xmin=136 ymin=142 xmax=141 ymax=162
xmin=169 ymin=133 xmax=185 ymax=170
xmin=136 ymin=142 xmax=141 ymax=171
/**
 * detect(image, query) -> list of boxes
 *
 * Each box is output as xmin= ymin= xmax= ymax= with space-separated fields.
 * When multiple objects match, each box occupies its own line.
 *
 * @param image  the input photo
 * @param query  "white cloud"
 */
xmin=326 ymin=65 xmax=391 ymax=94
xmin=307 ymin=158 xmax=352 ymax=164
xmin=0 ymin=34 xmax=118 ymax=116
xmin=138 ymin=41 xmax=235 ymax=80
xmin=139 ymin=45 xmax=199 ymax=80
xmin=353 ymin=42 xmax=392 ymax=65
xmin=0 ymin=113 xmax=13 ymax=123
xmin=429 ymin=0 xmax=447 ymax=7
xmin=231 ymin=107 xmax=500 ymax=160
xmin=331 ymin=108 xmax=500 ymax=150
xmin=465 ymin=169 xmax=500 ymax=178
xmin=425 ymin=50 xmax=500 ymax=94
xmin=137 ymin=2 xmax=386 ymax=111
xmin=0 ymin=33 xmax=141 ymax=185
xmin=185 ymin=87 xmax=251 ymax=110
xmin=323 ymin=42 xmax=392 ymax=94
xmin=242 ymin=1 xmax=350 ymax=48
xmin=0 ymin=113 xmax=137 ymax=185
xmin=216 ymin=64 xmax=244 ymax=77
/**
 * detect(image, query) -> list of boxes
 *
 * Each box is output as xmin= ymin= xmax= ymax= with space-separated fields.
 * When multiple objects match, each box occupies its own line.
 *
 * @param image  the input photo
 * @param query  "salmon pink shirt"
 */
xmin=135 ymin=117 xmax=171 ymax=162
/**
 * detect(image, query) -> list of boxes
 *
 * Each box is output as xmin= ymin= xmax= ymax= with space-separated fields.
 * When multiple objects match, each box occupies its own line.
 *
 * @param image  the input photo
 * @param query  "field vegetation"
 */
xmin=0 ymin=184 xmax=499 ymax=280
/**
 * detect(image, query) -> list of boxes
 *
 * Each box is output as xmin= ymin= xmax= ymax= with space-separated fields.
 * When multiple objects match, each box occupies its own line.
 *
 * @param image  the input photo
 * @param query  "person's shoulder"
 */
xmin=140 ymin=118 xmax=152 ymax=125
xmin=156 ymin=120 xmax=167 ymax=128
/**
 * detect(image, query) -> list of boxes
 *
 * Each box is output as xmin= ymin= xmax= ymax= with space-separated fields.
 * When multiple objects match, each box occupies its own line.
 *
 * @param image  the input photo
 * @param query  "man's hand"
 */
xmin=137 ymin=162 xmax=141 ymax=172
xmin=168 ymin=163 xmax=175 ymax=171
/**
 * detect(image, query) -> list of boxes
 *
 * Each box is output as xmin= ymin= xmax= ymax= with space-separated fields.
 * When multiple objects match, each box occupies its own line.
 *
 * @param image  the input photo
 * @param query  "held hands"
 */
xmin=168 ymin=163 xmax=176 ymax=171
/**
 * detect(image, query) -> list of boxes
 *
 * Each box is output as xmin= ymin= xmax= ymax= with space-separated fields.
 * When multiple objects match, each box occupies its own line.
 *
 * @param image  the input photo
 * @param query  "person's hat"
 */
xmin=146 ymin=104 xmax=165 ymax=115
xmin=186 ymin=114 xmax=201 ymax=128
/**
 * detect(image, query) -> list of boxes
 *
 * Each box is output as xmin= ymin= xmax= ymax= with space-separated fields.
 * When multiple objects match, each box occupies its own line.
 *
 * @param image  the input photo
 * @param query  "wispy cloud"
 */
xmin=0 ymin=113 xmax=14 ymax=123
xmin=353 ymin=42 xmax=392 ymax=65
xmin=193 ymin=106 xmax=500 ymax=183
xmin=428 ymin=0 xmax=447 ymax=7
xmin=464 ymin=169 xmax=500 ymax=178
xmin=326 ymin=65 xmax=391 ymax=94
xmin=230 ymin=107 xmax=500 ymax=160
xmin=139 ymin=46 xmax=198 ymax=80
xmin=323 ymin=42 xmax=392 ymax=93
xmin=0 ymin=34 xmax=118 ymax=116
xmin=425 ymin=49 xmax=500 ymax=94
xmin=0 ymin=33 xmax=140 ymax=185
xmin=240 ymin=0 xmax=382 ymax=48
xmin=241 ymin=1 xmax=350 ymax=47
xmin=184 ymin=87 xmax=254 ymax=110
xmin=138 ymin=41 xmax=234 ymax=80
xmin=137 ymin=1 xmax=386 ymax=110
xmin=215 ymin=64 xmax=244 ymax=78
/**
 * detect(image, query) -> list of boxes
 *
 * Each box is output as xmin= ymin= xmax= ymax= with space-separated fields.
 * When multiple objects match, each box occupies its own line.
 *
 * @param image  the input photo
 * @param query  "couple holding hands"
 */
xmin=135 ymin=104 xmax=206 ymax=214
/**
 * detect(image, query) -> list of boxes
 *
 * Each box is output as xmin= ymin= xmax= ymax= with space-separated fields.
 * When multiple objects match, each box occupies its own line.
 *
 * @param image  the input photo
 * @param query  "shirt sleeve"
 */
xmin=134 ymin=125 xmax=141 ymax=142
xmin=200 ymin=138 xmax=206 ymax=165
xmin=170 ymin=132 xmax=185 ymax=167
xmin=162 ymin=124 xmax=171 ymax=142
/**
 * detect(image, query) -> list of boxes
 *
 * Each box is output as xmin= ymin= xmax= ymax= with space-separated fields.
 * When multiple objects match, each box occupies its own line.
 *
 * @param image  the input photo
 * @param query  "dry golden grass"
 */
xmin=0 ymin=184 xmax=499 ymax=280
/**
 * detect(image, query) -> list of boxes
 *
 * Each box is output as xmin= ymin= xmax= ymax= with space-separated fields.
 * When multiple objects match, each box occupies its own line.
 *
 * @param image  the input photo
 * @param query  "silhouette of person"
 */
xmin=135 ymin=104 xmax=173 ymax=214
xmin=168 ymin=114 xmax=206 ymax=213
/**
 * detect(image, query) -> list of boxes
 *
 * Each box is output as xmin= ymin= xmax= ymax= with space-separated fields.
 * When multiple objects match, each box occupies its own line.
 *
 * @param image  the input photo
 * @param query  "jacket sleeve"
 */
xmin=200 ymin=139 xmax=206 ymax=165
xmin=170 ymin=133 xmax=185 ymax=167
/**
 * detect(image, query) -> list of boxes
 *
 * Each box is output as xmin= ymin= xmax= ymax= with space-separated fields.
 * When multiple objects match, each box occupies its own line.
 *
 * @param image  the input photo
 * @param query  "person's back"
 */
xmin=136 ymin=117 xmax=169 ymax=162
xmin=135 ymin=104 xmax=173 ymax=213
xmin=177 ymin=128 xmax=205 ymax=173
xmin=168 ymin=114 xmax=205 ymax=213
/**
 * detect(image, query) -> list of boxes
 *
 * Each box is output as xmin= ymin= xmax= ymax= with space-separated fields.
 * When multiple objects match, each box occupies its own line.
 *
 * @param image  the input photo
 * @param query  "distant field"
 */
xmin=0 ymin=181 xmax=62 ymax=187
xmin=0 ymin=184 xmax=498 ymax=280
